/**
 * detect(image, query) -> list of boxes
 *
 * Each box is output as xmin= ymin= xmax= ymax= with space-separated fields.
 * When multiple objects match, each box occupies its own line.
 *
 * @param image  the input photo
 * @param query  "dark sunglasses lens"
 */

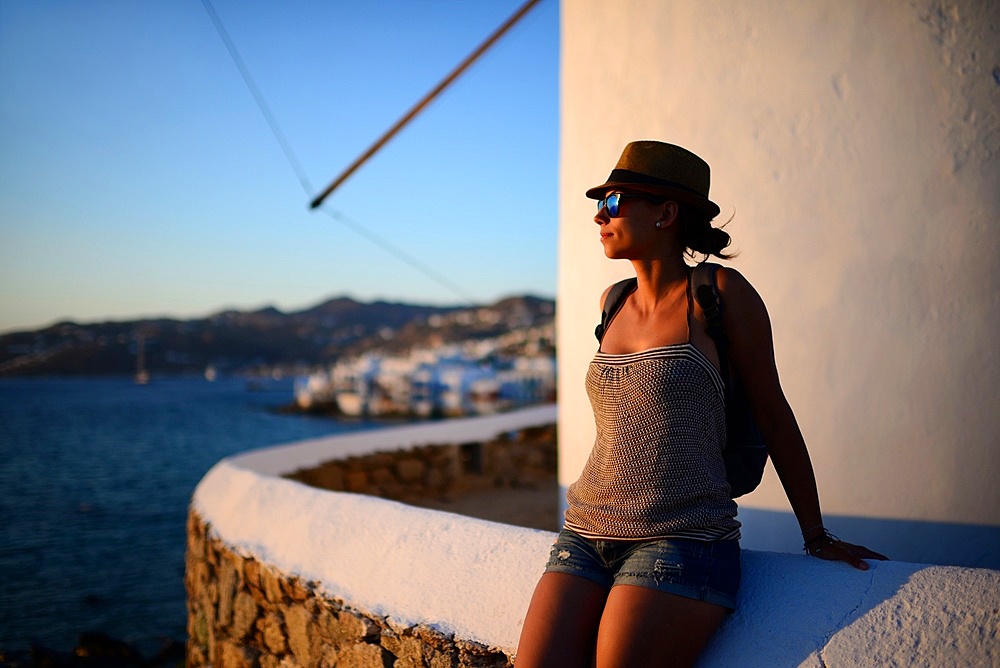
xmin=597 ymin=193 xmax=622 ymax=216
xmin=607 ymin=193 xmax=620 ymax=217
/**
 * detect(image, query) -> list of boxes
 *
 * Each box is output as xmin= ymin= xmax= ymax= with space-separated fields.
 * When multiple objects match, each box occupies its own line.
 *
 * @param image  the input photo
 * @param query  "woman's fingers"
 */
xmin=809 ymin=536 xmax=889 ymax=570
xmin=838 ymin=540 xmax=889 ymax=562
xmin=824 ymin=540 xmax=889 ymax=570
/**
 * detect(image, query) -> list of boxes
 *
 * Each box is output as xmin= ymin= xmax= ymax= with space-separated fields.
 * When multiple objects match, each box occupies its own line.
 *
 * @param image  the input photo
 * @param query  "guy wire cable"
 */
xmin=200 ymin=0 xmax=313 ymax=194
xmin=322 ymin=209 xmax=480 ymax=305
xmin=199 ymin=0 xmax=482 ymax=305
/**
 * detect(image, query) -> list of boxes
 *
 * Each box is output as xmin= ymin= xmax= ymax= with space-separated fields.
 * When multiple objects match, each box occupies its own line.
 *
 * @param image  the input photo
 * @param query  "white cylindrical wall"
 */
xmin=558 ymin=0 xmax=999 ymax=565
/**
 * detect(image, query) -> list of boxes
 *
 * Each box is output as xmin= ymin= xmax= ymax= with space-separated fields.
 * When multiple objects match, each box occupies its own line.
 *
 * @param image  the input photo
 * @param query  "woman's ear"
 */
xmin=659 ymin=200 xmax=679 ymax=226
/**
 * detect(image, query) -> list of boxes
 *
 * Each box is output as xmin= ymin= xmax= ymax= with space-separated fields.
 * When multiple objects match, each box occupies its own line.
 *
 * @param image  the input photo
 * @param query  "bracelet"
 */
xmin=801 ymin=524 xmax=825 ymax=539
xmin=803 ymin=529 xmax=838 ymax=555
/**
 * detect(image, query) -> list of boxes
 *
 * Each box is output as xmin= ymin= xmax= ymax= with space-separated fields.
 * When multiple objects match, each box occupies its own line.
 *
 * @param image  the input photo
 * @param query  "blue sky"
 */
xmin=0 ymin=0 xmax=559 ymax=333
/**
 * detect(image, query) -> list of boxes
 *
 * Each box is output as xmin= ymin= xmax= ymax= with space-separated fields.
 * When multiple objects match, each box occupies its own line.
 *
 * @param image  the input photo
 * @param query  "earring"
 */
xmin=655 ymin=221 xmax=662 ymax=228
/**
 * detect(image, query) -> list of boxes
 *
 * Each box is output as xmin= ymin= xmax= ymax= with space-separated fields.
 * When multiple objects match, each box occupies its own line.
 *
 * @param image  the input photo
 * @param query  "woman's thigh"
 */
xmin=515 ymin=572 xmax=610 ymax=668
xmin=596 ymin=584 xmax=727 ymax=668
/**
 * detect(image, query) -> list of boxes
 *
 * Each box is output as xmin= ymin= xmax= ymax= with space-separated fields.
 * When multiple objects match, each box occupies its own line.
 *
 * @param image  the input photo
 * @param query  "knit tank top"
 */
xmin=564 ymin=292 xmax=740 ymax=542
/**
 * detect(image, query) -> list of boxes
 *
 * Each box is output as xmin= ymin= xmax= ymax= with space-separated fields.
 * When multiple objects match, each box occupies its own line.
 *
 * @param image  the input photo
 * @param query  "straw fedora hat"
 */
xmin=585 ymin=141 xmax=721 ymax=219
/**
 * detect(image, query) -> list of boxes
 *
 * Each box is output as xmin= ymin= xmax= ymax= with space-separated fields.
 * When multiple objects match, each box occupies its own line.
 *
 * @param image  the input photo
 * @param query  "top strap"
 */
xmin=595 ymin=277 xmax=637 ymax=343
xmin=691 ymin=263 xmax=723 ymax=337
xmin=690 ymin=262 xmax=733 ymax=396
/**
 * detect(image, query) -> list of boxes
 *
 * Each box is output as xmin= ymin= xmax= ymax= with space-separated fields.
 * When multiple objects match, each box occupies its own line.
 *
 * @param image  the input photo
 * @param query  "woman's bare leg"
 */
xmin=595 ymin=585 xmax=727 ymax=667
xmin=515 ymin=572 xmax=610 ymax=667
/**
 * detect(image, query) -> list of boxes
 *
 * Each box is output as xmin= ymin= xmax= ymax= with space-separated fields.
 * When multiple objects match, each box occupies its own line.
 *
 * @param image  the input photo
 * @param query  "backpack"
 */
xmin=594 ymin=264 xmax=769 ymax=498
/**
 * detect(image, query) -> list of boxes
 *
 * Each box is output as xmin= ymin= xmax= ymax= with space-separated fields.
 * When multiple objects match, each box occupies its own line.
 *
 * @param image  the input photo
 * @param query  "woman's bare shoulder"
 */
xmin=715 ymin=265 xmax=749 ymax=291
xmin=599 ymin=284 xmax=613 ymax=309
xmin=716 ymin=265 xmax=759 ymax=298
xmin=715 ymin=265 xmax=769 ymax=319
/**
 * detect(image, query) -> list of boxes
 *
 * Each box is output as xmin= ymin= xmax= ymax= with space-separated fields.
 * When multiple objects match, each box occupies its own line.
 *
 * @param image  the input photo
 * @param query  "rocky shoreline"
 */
xmin=0 ymin=632 xmax=185 ymax=668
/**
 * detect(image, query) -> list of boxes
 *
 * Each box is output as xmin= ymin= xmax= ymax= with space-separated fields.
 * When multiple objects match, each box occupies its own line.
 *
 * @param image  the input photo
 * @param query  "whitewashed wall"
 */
xmin=191 ymin=407 xmax=1000 ymax=666
xmin=558 ymin=0 xmax=999 ymax=567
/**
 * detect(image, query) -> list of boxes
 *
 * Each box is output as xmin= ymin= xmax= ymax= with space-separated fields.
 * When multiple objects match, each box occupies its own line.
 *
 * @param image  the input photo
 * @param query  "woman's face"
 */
xmin=594 ymin=191 xmax=669 ymax=260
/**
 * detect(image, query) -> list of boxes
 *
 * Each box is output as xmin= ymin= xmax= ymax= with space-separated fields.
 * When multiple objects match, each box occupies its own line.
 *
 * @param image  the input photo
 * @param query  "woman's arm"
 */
xmin=715 ymin=267 xmax=887 ymax=569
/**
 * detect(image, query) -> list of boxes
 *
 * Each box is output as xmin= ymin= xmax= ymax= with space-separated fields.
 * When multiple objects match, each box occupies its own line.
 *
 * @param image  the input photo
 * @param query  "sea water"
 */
xmin=0 ymin=376 xmax=381 ymax=656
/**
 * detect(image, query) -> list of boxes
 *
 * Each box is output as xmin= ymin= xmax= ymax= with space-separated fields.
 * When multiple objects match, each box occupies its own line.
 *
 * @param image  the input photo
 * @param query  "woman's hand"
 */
xmin=804 ymin=530 xmax=889 ymax=571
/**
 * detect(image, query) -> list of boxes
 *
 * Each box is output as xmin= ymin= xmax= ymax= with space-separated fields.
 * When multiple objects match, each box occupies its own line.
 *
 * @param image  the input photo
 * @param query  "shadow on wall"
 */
xmin=736 ymin=506 xmax=1000 ymax=570
xmin=709 ymin=552 xmax=909 ymax=666
xmin=703 ymin=550 xmax=999 ymax=667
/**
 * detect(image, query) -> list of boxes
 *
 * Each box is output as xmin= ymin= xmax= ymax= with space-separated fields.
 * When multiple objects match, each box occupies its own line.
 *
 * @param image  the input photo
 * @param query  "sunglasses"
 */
xmin=597 ymin=192 xmax=663 ymax=217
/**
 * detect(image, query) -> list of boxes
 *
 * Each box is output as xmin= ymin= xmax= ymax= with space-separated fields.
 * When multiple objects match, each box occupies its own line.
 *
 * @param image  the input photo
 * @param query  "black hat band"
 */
xmin=605 ymin=169 xmax=707 ymax=198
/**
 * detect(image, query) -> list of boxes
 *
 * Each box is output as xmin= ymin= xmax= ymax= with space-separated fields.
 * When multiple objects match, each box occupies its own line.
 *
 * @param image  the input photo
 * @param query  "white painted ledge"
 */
xmin=227 ymin=404 xmax=559 ymax=476
xmin=192 ymin=405 xmax=999 ymax=664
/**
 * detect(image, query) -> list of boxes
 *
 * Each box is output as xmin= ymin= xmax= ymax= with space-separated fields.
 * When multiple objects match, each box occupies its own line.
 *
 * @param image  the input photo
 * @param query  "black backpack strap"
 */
xmin=595 ymin=277 xmax=638 ymax=342
xmin=693 ymin=264 xmax=770 ymax=495
xmin=691 ymin=263 xmax=732 ymax=394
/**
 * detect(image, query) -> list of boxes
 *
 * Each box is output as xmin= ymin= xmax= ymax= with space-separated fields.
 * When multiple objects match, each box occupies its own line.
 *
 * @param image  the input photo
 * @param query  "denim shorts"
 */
xmin=543 ymin=528 xmax=741 ymax=610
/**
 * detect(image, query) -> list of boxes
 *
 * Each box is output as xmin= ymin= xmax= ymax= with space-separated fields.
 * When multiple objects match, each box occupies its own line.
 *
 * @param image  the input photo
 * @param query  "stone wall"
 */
xmin=185 ymin=510 xmax=511 ymax=668
xmin=284 ymin=424 xmax=557 ymax=506
xmin=186 ymin=423 xmax=556 ymax=667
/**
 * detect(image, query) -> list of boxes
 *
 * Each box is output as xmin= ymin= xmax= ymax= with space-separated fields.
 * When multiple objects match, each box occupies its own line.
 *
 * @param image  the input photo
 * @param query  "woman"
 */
xmin=515 ymin=141 xmax=886 ymax=667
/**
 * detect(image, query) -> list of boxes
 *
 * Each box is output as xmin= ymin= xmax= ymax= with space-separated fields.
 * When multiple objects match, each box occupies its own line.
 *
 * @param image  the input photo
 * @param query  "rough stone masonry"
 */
xmin=185 ymin=425 xmax=557 ymax=667
xmin=186 ymin=510 xmax=512 ymax=668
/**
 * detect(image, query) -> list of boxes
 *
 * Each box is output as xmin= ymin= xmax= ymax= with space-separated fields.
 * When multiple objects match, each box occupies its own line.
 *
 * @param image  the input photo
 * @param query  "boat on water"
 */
xmin=134 ymin=333 xmax=150 ymax=385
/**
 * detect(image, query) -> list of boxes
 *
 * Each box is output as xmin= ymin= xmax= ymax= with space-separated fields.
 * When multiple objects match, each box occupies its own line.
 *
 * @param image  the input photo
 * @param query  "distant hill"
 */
xmin=0 ymin=295 xmax=555 ymax=377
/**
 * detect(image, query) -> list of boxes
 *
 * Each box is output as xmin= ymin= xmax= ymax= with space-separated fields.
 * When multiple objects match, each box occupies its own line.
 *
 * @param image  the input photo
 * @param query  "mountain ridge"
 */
xmin=0 ymin=294 xmax=555 ymax=377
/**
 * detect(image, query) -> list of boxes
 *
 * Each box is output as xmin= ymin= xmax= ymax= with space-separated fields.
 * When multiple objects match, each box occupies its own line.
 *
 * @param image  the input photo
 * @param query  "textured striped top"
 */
xmin=564 ymin=344 xmax=740 ymax=541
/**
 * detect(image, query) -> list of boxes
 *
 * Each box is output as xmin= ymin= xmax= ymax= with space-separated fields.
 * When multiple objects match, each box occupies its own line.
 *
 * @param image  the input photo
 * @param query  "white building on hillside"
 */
xmin=294 ymin=335 xmax=556 ymax=419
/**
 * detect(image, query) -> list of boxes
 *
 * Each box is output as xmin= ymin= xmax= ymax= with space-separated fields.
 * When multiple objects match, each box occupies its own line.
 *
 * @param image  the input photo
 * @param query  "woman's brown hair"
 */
xmin=678 ymin=203 xmax=734 ymax=260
